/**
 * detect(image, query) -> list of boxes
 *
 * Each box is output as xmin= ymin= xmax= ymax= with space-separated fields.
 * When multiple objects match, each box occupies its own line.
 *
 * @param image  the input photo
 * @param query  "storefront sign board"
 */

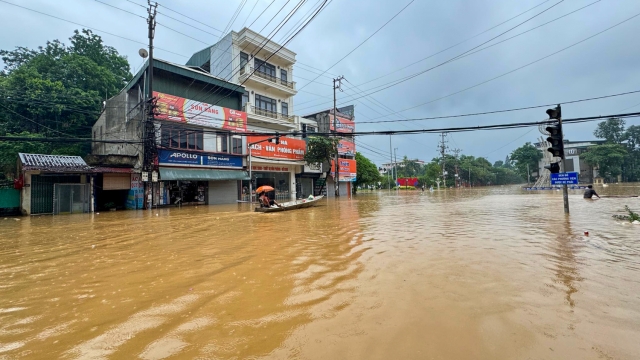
xmin=251 ymin=165 xmax=290 ymax=172
xmin=304 ymin=163 xmax=322 ymax=173
xmin=154 ymin=91 xmax=247 ymax=132
xmin=331 ymin=159 xmax=357 ymax=182
xmin=248 ymin=136 xmax=306 ymax=161
xmin=158 ymin=149 xmax=243 ymax=168
xmin=329 ymin=114 xmax=355 ymax=133
xmin=337 ymin=139 xmax=356 ymax=156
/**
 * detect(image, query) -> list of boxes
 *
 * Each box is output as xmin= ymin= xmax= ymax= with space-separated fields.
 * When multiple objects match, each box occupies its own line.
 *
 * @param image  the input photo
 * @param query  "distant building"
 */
xmin=303 ymin=106 xmax=356 ymax=197
xmin=187 ymin=27 xmax=320 ymax=201
xmin=379 ymin=159 xmax=426 ymax=175
xmin=535 ymin=140 xmax=606 ymax=184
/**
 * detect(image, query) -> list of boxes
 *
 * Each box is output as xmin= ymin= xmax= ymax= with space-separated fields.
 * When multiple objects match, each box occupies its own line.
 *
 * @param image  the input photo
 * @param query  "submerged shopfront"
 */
xmin=153 ymin=91 xmax=250 ymax=205
xmin=246 ymin=135 xmax=307 ymax=202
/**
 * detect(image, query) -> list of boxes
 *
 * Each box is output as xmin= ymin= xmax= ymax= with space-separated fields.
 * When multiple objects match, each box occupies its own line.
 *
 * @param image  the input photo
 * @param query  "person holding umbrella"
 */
xmin=256 ymin=186 xmax=282 ymax=208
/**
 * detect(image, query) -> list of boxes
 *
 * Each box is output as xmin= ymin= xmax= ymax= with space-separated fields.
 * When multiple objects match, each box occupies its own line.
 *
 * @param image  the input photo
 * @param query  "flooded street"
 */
xmin=1 ymin=185 xmax=639 ymax=359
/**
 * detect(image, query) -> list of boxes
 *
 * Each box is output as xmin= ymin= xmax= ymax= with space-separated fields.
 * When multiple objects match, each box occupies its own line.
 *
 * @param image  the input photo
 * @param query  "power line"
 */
xmin=295 ymin=0 xmax=602 ymax=113
xmin=185 ymin=0 xmax=330 ymax=121
xmin=156 ymin=3 xmax=223 ymax=33
xmin=353 ymin=89 xmax=640 ymax=124
xmin=296 ymin=0 xmax=415 ymax=92
xmin=299 ymin=10 xmax=640 ymax=116
xmin=0 ymin=0 xmax=188 ymax=58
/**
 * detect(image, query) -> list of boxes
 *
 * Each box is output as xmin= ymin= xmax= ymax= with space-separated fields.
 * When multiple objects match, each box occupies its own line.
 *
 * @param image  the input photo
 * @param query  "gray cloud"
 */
xmin=1 ymin=0 xmax=639 ymax=164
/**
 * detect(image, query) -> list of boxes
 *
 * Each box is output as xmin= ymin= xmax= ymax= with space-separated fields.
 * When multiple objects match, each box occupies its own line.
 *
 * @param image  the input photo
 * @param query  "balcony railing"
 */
xmin=241 ymin=66 xmax=296 ymax=90
xmin=245 ymin=105 xmax=295 ymax=123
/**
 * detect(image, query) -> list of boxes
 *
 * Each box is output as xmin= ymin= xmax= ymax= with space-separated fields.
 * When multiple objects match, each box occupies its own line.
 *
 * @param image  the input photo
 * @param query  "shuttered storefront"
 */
xmin=103 ymin=173 xmax=131 ymax=190
xmin=31 ymin=175 xmax=81 ymax=214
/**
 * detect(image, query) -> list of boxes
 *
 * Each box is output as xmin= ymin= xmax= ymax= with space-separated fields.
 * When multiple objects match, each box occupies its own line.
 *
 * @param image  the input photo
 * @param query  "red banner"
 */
xmin=329 ymin=114 xmax=355 ymax=133
xmin=331 ymin=158 xmax=357 ymax=181
xmin=337 ymin=139 xmax=356 ymax=156
xmin=397 ymin=177 xmax=419 ymax=186
xmin=153 ymin=91 xmax=247 ymax=132
xmin=248 ymin=136 xmax=306 ymax=161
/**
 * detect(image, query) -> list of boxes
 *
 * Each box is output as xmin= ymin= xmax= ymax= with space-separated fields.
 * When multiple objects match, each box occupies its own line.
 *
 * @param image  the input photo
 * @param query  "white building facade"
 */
xmin=187 ymin=28 xmax=320 ymax=201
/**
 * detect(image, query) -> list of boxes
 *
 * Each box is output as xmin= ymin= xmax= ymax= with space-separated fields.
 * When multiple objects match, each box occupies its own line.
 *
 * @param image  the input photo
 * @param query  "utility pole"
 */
xmin=389 ymin=136 xmax=392 ymax=192
xmin=333 ymin=75 xmax=344 ymax=197
xmin=527 ymin=163 xmax=530 ymax=185
xmin=143 ymin=1 xmax=158 ymax=210
xmin=558 ymin=110 xmax=569 ymax=214
xmin=394 ymin=147 xmax=398 ymax=189
xmin=453 ymin=148 xmax=461 ymax=187
xmin=439 ymin=133 xmax=448 ymax=188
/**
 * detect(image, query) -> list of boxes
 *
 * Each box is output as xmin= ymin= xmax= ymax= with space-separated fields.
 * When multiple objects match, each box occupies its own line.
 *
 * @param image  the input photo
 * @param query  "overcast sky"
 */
xmin=1 ymin=0 xmax=639 ymax=165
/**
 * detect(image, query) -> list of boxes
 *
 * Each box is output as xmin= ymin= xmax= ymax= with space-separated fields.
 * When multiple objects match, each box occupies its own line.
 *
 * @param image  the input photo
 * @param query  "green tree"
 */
xmin=510 ymin=142 xmax=542 ymax=181
xmin=354 ymin=152 xmax=381 ymax=192
xmin=304 ymin=136 xmax=340 ymax=194
xmin=493 ymin=160 xmax=504 ymax=168
xmin=594 ymin=118 xmax=626 ymax=144
xmin=582 ymin=144 xmax=628 ymax=181
xmin=0 ymin=132 xmax=49 ymax=178
xmin=0 ymin=29 xmax=132 ymax=177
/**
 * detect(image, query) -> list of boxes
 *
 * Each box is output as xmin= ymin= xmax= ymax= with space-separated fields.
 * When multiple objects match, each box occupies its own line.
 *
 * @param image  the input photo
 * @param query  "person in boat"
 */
xmin=583 ymin=185 xmax=600 ymax=199
xmin=259 ymin=192 xmax=282 ymax=208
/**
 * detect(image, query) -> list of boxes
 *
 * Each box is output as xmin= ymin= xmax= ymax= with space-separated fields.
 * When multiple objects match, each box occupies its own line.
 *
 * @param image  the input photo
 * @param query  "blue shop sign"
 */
xmin=158 ymin=149 xmax=243 ymax=168
xmin=550 ymin=172 xmax=579 ymax=185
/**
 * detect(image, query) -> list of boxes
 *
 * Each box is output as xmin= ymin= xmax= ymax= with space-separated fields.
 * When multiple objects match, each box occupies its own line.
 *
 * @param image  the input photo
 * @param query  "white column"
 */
xmin=290 ymin=169 xmax=296 ymax=201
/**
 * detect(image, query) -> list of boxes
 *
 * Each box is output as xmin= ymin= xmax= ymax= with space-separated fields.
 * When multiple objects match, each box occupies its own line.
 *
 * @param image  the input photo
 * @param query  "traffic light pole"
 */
xmin=559 ymin=117 xmax=570 ymax=214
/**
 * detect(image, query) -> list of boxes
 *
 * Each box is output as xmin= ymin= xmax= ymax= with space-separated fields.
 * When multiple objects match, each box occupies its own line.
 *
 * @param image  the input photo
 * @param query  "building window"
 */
xmin=161 ymin=126 xmax=203 ymax=151
xmin=280 ymin=69 xmax=287 ymax=82
xmin=217 ymin=133 xmax=228 ymax=153
xmin=281 ymin=102 xmax=288 ymax=116
xmin=307 ymin=126 xmax=316 ymax=133
xmin=240 ymin=52 xmax=249 ymax=68
xmin=255 ymin=59 xmax=276 ymax=78
xmin=255 ymin=94 xmax=277 ymax=113
xmin=232 ymin=136 xmax=243 ymax=154
xmin=242 ymin=91 xmax=249 ymax=109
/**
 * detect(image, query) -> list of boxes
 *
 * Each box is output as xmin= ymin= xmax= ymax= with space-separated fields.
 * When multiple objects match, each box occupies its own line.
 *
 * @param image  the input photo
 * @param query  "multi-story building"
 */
xmin=187 ymin=27 xmax=320 ymax=201
xmin=379 ymin=159 xmax=426 ymax=176
xmin=535 ymin=139 xmax=606 ymax=184
xmin=92 ymin=58 xmax=249 ymax=210
xmin=303 ymin=105 xmax=357 ymax=197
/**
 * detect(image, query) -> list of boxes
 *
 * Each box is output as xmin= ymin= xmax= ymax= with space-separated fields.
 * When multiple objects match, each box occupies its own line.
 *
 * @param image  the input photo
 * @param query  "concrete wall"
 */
xmin=20 ymin=172 xmax=32 ymax=215
xmin=92 ymin=90 xmax=144 ymax=168
xmin=208 ymin=180 xmax=238 ymax=205
xmin=210 ymin=33 xmax=233 ymax=80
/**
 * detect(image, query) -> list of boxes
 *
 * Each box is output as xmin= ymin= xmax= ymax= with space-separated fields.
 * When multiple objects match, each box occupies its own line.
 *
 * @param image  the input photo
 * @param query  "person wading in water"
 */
xmin=583 ymin=185 xmax=600 ymax=199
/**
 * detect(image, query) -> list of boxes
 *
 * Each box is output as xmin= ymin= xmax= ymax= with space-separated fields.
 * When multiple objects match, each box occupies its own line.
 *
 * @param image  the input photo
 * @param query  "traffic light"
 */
xmin=546 ymin=123 xmax=564 ymax=158
xmin=301 ymin=124 xmax=307 ymax=139
xmin=274 ymin=132 xmax=280 ymax=145
xmin=546 ymin=104 xmax=561 ymax=120
xmin=544 ymin=161 xmax=561 ymax=174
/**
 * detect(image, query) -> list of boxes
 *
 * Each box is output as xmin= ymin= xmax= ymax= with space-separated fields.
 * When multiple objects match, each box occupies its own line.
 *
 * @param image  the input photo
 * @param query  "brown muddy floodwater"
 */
xmin=1 ymin=185 xmax=640 ymax=359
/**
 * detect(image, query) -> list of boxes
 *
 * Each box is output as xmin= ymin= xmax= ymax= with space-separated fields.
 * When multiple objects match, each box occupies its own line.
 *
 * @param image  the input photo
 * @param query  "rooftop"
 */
xmin=19 ymin=153 xmax=92 ymax=172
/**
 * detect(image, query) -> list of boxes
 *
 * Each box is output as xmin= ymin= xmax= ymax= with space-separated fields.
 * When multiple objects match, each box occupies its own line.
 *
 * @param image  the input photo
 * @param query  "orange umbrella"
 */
xmin=256 ymin=185 xmax=275 ymax=194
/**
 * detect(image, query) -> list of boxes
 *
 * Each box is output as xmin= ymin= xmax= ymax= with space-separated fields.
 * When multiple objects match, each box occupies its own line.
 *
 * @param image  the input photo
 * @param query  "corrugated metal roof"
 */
xmin=124 ymin=59 xmax=243 ymax=94
xmin=19 ymin=153 xmax=92 ymax=172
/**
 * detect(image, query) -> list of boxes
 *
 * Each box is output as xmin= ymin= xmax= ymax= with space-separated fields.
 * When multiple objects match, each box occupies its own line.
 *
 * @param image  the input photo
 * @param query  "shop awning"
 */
xmin=159 ymin=168 xmax=249 ymax=181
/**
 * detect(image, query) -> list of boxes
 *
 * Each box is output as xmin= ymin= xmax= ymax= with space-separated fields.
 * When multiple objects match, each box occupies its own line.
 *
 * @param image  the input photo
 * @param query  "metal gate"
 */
xmin=53 ymin=184 xmax=90 ymax=215
xmin=31 ymin=175 xmax=81 ymax=214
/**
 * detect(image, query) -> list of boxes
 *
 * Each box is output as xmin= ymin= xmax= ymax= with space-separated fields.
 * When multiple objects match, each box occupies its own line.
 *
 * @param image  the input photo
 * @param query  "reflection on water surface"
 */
xmin=1 ymin=185 xmax=639 ymax=359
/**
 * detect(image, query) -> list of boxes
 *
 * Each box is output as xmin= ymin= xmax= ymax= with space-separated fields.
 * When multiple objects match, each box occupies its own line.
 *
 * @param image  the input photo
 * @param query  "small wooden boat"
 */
xmin=255 ymin=195 xmax=324 ymax=213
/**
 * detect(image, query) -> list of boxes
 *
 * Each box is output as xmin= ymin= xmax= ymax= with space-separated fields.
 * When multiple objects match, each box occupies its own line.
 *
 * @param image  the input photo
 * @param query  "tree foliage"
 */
xmin=303 ymin=136 xmax=340 ymax=166
xmin=354 ymin=152 xmax=381 ymax=191
xmin=594 ymin=118 xmax=626 ymax=144
xmin=582 ymin=143 xmax=627 ymax=181
xmin=509 ymin=142 xmax=542 ymax=181
xmin=0 ymin=29 xmax=132 ymax=177
xmin=0 ymin=132 xmax=49 ymax=177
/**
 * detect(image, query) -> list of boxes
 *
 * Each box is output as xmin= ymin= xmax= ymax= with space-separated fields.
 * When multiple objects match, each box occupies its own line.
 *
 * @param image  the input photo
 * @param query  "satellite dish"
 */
xmin=139 ymin=48 xmax=149 ymax=58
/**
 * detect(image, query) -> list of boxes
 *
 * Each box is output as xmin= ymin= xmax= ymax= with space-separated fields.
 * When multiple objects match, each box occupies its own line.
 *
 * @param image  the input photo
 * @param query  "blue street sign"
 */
xmin=158 ymin=149 xmax=243 ymax=168
xmin=550 ymin=172 xmax=579 ymax=185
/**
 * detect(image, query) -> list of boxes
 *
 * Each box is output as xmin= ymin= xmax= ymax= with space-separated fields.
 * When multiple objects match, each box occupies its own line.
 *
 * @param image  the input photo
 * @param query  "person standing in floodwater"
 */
xmin=584 ymin=185 xmax=600 ymax=199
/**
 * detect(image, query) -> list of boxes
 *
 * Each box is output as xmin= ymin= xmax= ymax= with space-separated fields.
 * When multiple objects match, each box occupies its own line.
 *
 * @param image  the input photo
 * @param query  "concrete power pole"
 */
xmin=333 ymin=76 xmax=344 ymax=197
xmin=144 ymin=1 xmax=158 ymax=210
xmin=439 ymin=133 xmax=448 ymax=188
